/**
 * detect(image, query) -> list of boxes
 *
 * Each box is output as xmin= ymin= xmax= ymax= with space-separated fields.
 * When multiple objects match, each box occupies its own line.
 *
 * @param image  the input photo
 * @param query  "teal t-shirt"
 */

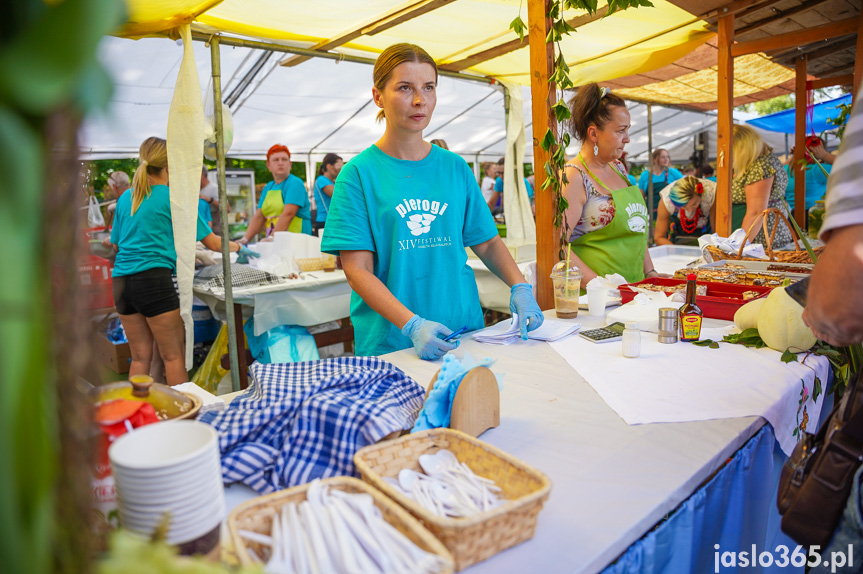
xmin=492 ymin=176 xmax=535 ymax=204
xmin=313 ymin=174 xmax=334 ymax=223
xmin=257 ymin=174 xmax=312 ymax=235
xmin=198 ymin=198 xmax=212 ymax=227
xmin=322 ymin=144 xmax=497 ymax=356
xmin=111 ymin=185 xmax=212 ymax=277
xmin=638 ymin=167 xmax=682 ymax=214
xmin=785 ymin=163 xmax=831 ymax=211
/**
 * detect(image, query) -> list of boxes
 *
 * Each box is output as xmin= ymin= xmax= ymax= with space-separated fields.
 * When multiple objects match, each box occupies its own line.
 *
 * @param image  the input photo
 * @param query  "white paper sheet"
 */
xmin=549 ymin=326 xmax=829 ymax=455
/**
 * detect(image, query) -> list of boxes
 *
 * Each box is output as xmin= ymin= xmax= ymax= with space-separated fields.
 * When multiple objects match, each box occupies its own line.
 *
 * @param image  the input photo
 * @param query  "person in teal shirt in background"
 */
xmin=312 ymin=153 xmax=343 ymax=236
xmin=638 ymin=148 xmax=682 ymax=218
xmin=784 ymin=140 xmax=835 ymax=212
xmin=109 ymin=137 xmax=258 ymax=386
xmin=702 ymin=164 xmax=717 ymax=183
xmin=239 ymin=144 xmax=312 ymax=243
xmin=197 ymin=195 xmax=213 ymax=230
xmin=322 ymin=43 xmax=543 ymax=359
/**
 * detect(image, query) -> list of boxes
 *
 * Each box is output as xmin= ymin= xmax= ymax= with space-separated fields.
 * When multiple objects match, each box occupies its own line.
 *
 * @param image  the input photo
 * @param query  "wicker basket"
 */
xmin=295 ymin=255 xmax=336 ymax=272
xmin=354 ymin=428 xmax=552 ymax=571
xmin=226 ymin=476 xmax=454 ymax=572
xmin=707 ymin=207 xmax=822 ymax=264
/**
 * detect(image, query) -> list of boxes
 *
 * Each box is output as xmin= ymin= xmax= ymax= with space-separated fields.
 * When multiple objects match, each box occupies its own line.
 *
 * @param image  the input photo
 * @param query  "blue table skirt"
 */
xmin=603 ymin=391 xmax=836 ymax=574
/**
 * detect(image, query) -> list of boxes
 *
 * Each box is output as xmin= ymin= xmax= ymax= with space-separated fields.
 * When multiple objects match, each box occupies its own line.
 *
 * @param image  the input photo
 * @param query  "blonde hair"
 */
xmin=373 ymin=43 xmax=437 ymax=123
xmin=732 ymin=124 xmax=771 ymax=178
xmin=131 ymin=137 xmax=167 ymax=215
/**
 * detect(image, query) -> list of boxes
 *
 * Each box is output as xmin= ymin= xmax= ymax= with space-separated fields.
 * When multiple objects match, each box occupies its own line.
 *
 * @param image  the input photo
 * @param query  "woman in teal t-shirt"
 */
xmin=312 ymin=152 xmax=343 ymax=236
xmin=109 ymin=137 xmax=257 ymax=385
xmin=322 ymin=43 xmax=543 ymax=360
xmin=637 ymin=148 xmax=682 ymax=218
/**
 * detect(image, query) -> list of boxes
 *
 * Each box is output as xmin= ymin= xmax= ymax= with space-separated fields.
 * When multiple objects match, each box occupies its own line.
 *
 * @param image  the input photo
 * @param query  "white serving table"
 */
xmin=222 ymin=309 xmax=767 ymax=574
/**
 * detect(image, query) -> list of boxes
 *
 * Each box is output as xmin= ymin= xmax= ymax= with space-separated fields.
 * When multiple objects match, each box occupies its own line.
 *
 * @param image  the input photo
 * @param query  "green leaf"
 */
xmin=509 ymin=16 xmax=527 ymax=42
xmin=552 ymin=99 xmax=571 ymax=122
xmin=781 ymin=349 xmax=799 ymax=364
xmin=813 ymin=376 xmax=822 ymax=402
xmin=691 ymin=339 xmax=719 ymax=348
xmin=540 ymin=128 xmax=557 ymax=152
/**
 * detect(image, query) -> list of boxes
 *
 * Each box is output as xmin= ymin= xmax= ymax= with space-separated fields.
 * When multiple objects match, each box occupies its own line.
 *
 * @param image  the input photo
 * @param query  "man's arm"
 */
xmin=802 ymin=224 xmax=863 ymax=346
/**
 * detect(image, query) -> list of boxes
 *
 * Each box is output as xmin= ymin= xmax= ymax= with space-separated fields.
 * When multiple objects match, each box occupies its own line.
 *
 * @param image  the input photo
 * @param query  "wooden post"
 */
xmin=855 ymin=14 xmax=863 ymax=104
xmin=715 ymin=14 xmax=734 ymax=236
xmin=794 ymin=56 xmax=807 ymax=227
xmin=528 ymin=0 xmax=556 ymax=310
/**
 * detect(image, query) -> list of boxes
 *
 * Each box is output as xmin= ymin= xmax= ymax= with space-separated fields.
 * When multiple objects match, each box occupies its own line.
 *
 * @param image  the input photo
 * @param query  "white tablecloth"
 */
xmin=222 ymin=309 xmax=789 ymax=574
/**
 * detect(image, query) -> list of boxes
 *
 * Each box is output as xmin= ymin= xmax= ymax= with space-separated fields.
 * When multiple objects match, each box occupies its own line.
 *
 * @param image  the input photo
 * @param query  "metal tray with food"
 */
xmin=698 ymin=259 xmax=812 ymax=281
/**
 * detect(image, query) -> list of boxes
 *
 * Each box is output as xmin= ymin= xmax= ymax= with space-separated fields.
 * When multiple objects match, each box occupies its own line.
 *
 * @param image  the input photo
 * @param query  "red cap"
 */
xmin=267 ymin=144 xmax=291 ymax=160
xmin=687 ymin=273 xmax=696 ymax=281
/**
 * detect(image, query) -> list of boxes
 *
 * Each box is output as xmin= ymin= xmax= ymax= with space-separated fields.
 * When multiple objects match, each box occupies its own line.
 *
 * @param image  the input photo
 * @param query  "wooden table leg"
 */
xmin=233 ymin=302 xmax=248 ymax=390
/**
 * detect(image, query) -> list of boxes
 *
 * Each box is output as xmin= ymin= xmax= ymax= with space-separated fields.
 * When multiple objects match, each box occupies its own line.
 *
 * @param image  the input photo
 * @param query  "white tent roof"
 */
xmin=80 ymin=36 xmax=777 ymax=167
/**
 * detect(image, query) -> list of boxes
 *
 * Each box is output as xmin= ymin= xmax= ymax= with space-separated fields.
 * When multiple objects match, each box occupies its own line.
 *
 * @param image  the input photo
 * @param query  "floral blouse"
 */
xmin=566 ymin=160 xmax=628 ymax=241
xmin=731 ymin=152 xmax=792 ymax=246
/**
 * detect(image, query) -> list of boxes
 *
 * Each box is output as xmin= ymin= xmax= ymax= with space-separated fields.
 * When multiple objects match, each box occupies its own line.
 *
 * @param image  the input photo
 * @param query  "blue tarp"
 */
xmin=746 ymin=93 xmax=851 ymax=134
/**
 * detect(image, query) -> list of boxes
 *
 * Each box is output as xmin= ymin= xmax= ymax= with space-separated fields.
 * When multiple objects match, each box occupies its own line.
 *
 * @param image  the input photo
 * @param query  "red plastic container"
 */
xmin=617 ymin=278 xmax=773 ymax=321
xmin=79 ymin=254 xmax=114 ymax=309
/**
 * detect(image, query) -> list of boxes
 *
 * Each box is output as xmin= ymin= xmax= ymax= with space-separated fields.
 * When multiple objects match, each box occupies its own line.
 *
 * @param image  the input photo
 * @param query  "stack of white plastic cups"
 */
xmin=108 ymin=420 xmax=225 ymax=554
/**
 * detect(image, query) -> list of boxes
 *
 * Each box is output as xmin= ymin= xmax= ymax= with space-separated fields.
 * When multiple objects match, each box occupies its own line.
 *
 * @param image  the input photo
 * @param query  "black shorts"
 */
xmin=113 ymin=268 xmax=179 ymax=317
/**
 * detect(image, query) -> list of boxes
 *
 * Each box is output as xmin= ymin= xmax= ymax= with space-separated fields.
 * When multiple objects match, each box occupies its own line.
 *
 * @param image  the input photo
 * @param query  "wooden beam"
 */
xmin=734 ymin=0 xmax=830 ymax=38
xmin=702 ymin=0 xmax=778 ymax=21
xmin=794 ymin=56 xmax=807 ymax=228
xmin=440 ymin=6 xmax=607 ymax=73
xmin=768 ymin=36 xmax=857 ymax=63
xmin=716 ymin=14 xmax=734 ymax=237
xmin=855 ymin=11 xmax=863 ymax=103
xmin=810 ymin=73 xmax=854 ymax=90
xmin=279 ymin=0 xmax=456 ymax=67
xmin=731 ymin=16 xmax=858 ymax=57
xmin=528 ymin=0 xmax=556 ymax=311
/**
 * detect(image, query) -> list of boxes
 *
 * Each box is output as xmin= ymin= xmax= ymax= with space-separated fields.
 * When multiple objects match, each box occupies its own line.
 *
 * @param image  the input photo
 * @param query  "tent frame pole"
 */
xmin=715 ymin=14 xmax=734 ymax=237
xmin=527 ymin=0 xmax=556 ymax=310
xmin=647 ymin=103 xmax=654 ymax=245
xmin=794 ymin=56 xmax=807 ymax=227
xmin=210 ymin=36 xmax=245 ymax=392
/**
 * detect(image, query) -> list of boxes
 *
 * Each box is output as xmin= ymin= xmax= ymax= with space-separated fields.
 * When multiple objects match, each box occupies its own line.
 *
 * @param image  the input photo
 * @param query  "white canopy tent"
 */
xmin=81 ymin=36 xmax=770 ymax=170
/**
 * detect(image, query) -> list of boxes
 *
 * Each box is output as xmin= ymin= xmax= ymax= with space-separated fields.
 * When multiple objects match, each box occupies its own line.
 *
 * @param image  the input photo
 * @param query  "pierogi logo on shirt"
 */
xmin=625 ymin=203 xmax=648 ymax=233
xmin=394 ymin=198 xmax=452 ymax=251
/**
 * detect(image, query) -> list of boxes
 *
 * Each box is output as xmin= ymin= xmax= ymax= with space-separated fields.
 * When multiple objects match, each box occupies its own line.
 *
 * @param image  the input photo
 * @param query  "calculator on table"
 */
xmin=579 ymin=322 xmax=626 ymax=344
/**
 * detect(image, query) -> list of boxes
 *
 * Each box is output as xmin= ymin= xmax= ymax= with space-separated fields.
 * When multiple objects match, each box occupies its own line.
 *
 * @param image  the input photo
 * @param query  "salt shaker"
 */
xmin=622 ymin=321 xmax=641 ymax=358
xmin=658 ymin=308 xmax=679 ymax=344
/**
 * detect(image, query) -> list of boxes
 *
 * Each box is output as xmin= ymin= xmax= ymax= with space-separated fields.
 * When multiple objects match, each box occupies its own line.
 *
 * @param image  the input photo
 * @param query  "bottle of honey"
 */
xmin=679 ymin=273 xmax=703 ymax=342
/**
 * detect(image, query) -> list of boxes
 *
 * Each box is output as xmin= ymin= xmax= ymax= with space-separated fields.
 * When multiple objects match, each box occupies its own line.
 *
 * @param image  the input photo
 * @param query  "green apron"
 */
xmin=570 ymin=157 xmax=649 ymax=284
xmin=261 ymin=181 xmax=303 ymax=236
xmin=731 ymin=203 xmax=747 ymax=233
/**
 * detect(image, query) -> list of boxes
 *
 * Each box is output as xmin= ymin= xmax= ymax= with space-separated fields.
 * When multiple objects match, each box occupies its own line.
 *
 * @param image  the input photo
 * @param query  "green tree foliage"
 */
xmin=737 ymin=95 xmax=795 ymax=116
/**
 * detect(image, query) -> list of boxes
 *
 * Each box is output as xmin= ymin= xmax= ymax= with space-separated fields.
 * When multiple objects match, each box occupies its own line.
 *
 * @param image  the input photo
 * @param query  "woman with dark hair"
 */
xmin=638 ymin=148 xmax=682 ymax=218
xmin=322 ymin=43 xmax=542 ymax=359
xmin=312 ymin=152 xmax=343 ymax=235
xmin=562 ymin=84 xmax=661 ymax=285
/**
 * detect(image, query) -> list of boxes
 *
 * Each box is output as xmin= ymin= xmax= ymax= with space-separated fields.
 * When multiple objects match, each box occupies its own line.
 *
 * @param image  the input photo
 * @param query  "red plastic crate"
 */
xmin=79 ymin=254 xmax=114 ymax=309
xmin=617 ymin=278 xmax=773 ymax=321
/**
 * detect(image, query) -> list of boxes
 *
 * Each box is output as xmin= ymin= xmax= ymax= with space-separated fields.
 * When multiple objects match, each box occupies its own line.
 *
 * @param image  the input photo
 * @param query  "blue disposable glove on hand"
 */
xmin=236 ymin=246 xmax=260 ymax=264
xmin=510 ymin=283 xmax=544 ymax=340
xmin=401 ymin=315 xmax=458 ymax=360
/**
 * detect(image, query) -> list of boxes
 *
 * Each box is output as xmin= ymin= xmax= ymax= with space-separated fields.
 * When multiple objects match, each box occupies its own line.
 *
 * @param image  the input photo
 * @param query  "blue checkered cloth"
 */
xmin=199 ymin=357 xmax=424 ymax=494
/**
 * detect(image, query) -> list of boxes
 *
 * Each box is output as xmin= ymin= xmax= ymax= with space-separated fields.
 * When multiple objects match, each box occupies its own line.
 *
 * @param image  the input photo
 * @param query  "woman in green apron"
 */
xmin=239 ymin=144 xmax=311 ymax=244
xmin=562 ymin=84 xmax=663 ymax=285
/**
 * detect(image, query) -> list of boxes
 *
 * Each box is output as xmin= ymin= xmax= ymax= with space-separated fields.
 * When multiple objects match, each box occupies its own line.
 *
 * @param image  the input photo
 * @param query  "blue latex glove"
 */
xmin=401 ymin=315 xmax=458 ymax=360
xmin=510 ymin=283 xmax=544 ymax=340
xmin=236 ymin=245 xmax=260 ymax=264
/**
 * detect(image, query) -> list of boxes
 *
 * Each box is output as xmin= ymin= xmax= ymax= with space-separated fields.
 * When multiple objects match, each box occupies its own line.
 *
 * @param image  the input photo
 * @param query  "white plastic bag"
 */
xmin=87 ymin=196 xmax=105 ymax=228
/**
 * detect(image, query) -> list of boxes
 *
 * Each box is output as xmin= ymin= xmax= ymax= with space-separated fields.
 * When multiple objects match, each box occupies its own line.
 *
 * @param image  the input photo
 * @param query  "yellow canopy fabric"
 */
xmin=613 ymin=53 xmax=796 ymax=105
xmin=118 ymin=0 xmax=715 ymax=91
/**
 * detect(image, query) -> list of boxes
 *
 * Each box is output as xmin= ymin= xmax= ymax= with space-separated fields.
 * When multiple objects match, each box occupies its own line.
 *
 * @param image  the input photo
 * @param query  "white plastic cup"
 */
xmin=586 ymin=284 xmax=608 ymax=316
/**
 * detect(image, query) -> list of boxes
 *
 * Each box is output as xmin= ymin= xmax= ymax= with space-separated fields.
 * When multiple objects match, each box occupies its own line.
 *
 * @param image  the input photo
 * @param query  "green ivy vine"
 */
xmin=511 ymin=0 xmax=653 ymax=258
